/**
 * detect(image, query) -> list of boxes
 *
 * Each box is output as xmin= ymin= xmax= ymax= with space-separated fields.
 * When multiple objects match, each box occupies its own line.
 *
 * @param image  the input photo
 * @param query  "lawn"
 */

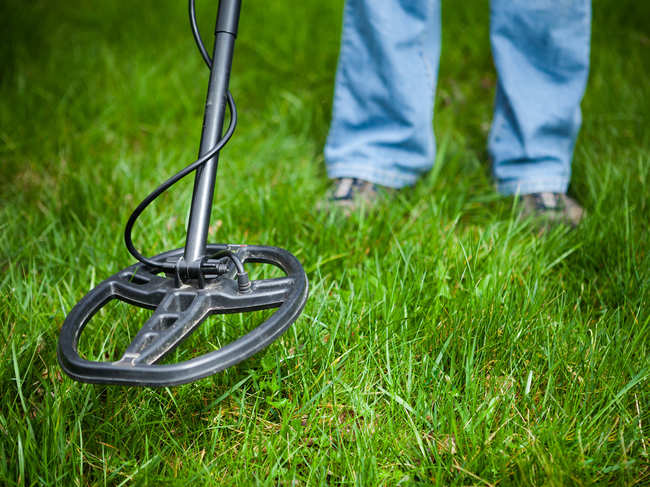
xmin=1 ymin=0 xmax=648 ymax=485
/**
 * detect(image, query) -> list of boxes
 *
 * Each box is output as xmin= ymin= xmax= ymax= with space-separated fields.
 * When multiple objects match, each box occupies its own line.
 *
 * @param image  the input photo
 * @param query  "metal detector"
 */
xmin=57 ymin=0 xmax=309 ymax=386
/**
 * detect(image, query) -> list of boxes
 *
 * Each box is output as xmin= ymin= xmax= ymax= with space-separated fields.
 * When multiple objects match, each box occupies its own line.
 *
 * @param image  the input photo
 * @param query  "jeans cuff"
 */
xmin=327 ymin=162 xmax=419 ymax=188
xmin=497 ymin=178 xmax=570 ymax=196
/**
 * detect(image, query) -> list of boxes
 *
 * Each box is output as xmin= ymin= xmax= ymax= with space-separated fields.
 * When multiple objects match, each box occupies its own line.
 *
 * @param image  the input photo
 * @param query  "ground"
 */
xmin=0 ymin=0 xmax=648 ymax=485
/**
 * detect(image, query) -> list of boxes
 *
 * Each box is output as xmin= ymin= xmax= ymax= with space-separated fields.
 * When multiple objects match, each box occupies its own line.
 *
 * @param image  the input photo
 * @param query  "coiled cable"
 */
xmin=123 ymin=0 xmax=240 ymax=275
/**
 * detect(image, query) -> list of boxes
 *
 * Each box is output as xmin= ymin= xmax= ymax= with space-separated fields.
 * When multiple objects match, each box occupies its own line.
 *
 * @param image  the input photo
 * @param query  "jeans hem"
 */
xmin=327 ymin=163 xmax=419 ymax=188
xmin=497 ymin=178 xmax=570 ymax=196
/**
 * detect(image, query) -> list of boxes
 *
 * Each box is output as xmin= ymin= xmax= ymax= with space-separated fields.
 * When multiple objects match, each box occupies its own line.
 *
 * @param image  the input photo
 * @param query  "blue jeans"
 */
xmin=325 ymin=0 xmax=591 ymax=194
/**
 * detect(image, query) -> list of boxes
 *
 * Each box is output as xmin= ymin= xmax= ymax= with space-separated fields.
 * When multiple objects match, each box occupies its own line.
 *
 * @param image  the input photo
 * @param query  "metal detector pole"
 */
xmin=184 ymin=0 xmax=241 ymax=265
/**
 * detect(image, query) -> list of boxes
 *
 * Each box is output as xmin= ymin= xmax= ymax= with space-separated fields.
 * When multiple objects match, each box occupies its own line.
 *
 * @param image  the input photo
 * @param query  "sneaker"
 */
xmin=520 ymin=192 xmax=585 ymax=228
xmin=317 ymin=177 xmax=390 ymax=216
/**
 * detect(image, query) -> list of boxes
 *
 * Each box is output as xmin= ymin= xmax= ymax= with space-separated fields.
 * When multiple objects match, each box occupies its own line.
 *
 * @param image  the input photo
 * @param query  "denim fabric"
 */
xmin=325 ymin=0 xmax=591 ymax=194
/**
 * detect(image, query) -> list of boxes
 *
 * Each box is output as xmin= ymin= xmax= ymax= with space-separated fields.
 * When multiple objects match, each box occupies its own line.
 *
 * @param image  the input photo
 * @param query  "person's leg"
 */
xmin=324 ymin=0 xmax=441 ymax=189
xmin=489 ymin=0 xmax=591 ymax=195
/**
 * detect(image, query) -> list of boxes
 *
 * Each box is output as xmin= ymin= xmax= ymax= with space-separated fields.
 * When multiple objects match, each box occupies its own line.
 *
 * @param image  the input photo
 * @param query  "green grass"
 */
xmin=1 ymin=0 xmax=648 ymax=485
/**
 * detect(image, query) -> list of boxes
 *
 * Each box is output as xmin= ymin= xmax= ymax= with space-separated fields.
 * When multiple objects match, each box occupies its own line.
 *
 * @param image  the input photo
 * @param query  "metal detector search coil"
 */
xmin=57 ymin=0 xmax=308 ymax=386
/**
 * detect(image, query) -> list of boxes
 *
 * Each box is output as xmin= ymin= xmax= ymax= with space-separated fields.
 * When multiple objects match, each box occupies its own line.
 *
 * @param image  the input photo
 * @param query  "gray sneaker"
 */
xmin=318 ymin=177 xmax=391 ymax=216
xmin=520 ymin=192 xmax=585 ymax=228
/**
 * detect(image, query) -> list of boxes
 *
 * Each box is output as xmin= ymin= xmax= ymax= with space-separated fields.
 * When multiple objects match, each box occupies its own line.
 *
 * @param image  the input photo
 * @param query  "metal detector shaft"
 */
xmin=184 ymin=0 xmax=241 ymax=264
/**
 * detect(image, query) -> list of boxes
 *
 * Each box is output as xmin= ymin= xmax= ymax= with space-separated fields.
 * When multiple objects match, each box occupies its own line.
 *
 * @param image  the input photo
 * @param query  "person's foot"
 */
xmin=317 ymin=177 xmax=391 ymax=216
xmin=520 ymin=192 xmax=585 ymax=228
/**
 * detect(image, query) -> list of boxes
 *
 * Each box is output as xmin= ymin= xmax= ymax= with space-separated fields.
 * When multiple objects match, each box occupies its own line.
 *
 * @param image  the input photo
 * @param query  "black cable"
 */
xmin=123 ymin=0 xmax=237 ymax=274
xmin=189 ymin=0 xmax=212 ymax=69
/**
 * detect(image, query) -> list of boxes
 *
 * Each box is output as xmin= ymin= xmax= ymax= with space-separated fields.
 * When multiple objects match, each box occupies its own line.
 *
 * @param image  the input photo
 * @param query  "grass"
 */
xmin=1 ymin=0 xmax=648 ymax=484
